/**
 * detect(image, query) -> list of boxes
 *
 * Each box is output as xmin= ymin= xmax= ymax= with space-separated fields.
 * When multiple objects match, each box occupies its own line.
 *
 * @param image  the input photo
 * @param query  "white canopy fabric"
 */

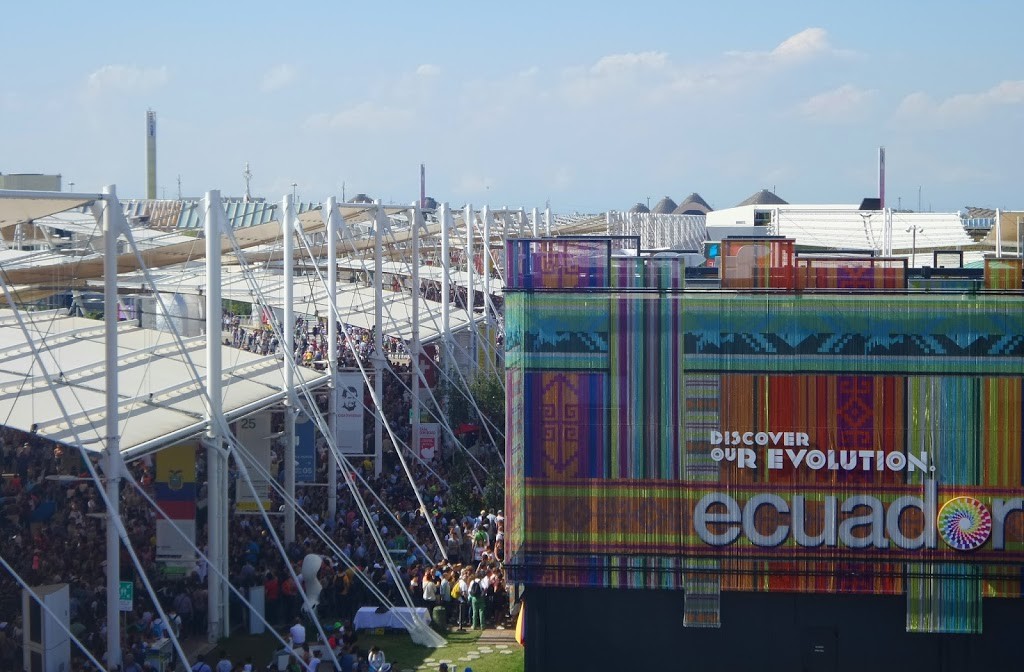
xmin=104 ymin=267 xmax=484 ymax=344
xmin=0 ymin=311 xmax=328 ymax=458
xmin=0 ymin=191 xmax=97 ymax=235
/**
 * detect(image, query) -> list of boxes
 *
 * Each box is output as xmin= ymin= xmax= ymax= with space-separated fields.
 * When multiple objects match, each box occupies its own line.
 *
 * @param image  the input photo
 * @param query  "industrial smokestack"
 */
xmin=420 ymin=163 xmax=426 ymax=209
xmin=146 ymin=110 xmax=157 ymax=199
xmin=878 ymin=146 xmax=885 ymax=210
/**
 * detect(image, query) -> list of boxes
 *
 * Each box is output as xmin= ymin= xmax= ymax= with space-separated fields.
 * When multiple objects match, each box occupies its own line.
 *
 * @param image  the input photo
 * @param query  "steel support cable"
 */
xmin=378 ymin=216 xmax=507 ymax=440
xmin=123 ymin=213 xmax=436 ymax=662
xmin=334 ymin=214 xmax=504 ymax=466
xmin=0 ymin=197 xmax=219 ymax=666
xmin=266 ymin=216 xmax=448 ymax=563
xmin=301 ymin=221 xmax=495 ymax=471
xmin=306 ymin=221 xmax=494 ymax=497
xmin=456 ymin=212 xmax=507 ymax=386
xmin=120 ymin=225 xmax=344 ymax=667
xmin=0 ymin=272 xmax=193 ymax=669
xmin=215 ymin=215 xmax=445 ymax=643
xmin=0 ymin=554 xmax=108 ymax=671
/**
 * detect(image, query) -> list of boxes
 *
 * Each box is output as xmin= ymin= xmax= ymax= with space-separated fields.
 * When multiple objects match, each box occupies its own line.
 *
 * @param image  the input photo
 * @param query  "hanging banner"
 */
xmin=235 ymin=412 xmax=273 ymax=512
xmin=336 ymin=372 xmax=366 ymax=454
xmin=419 ymin=423 xmax=441 ymax=461
xmin=296 ymin=411 xmax=317 ymax=483
xmin=155 ymin=443 xmax=197 ymax=563
xmin=419 ymin=345 xmax=439 ymax=388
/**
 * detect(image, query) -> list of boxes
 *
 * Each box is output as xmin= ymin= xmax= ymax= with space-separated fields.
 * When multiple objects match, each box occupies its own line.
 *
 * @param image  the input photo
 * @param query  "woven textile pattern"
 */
xmin=504 ymin=241 xmax=1024 ymax=633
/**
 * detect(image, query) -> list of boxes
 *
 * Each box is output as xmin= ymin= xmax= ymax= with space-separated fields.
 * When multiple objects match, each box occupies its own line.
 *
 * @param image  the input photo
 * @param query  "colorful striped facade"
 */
xmin=505 ymin=238 xmax=1024 ymax=634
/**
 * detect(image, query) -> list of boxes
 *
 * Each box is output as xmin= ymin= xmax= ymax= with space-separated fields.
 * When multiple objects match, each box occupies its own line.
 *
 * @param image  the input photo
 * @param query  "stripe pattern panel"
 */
xmin=504 ymin=241 xmax=1024 ymax=636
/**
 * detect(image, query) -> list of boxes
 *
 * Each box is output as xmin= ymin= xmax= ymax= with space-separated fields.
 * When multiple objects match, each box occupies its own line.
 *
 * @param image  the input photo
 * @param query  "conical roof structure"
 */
xmin=628 ymin=202 xmax=651 ymax=214
xmin=650 ymin=196 xmax=678 ymax=214
xmin=672 ymin=192 xmax=713 ymax=215
xmin=736 ymin=189 xmax=788 ymax=207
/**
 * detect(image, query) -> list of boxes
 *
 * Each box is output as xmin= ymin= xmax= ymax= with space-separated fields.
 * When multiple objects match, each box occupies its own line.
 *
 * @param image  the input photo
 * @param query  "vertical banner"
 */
xmin=155 ymin=443 xmax=197 ymax=563
xmin=336 ymin=372 xmax=366 ymax=454
xmin=235 ymin=412 xmax=272 ymax=512
xmin=419 ymin=423 xmax=441 ymax=461
xmin=296 ymin=411 xmax=317 ymax=483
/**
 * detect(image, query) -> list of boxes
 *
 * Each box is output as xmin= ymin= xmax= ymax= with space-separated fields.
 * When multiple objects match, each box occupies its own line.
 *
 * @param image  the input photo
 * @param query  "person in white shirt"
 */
xmin=289 ymin=617 xmax=306 ymax=655
xmin=422 ymin=575 xmax=438 ymax=605
xmin=215 ymin=650 xmax=232 ymax=672
xmin=456 ymin=571 xmax=471 ymax=629
xmin=367 ymin=646 xmax=390 ymax=672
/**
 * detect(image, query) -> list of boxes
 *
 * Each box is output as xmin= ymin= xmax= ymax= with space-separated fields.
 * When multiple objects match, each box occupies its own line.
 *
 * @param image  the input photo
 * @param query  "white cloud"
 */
xmin=305 ymin=101 xmax=414 ymax=131
xmin=797 ymin=84 xmax=877 ymax=123
xmin=416 ymin=64 xmax=441 ymax=77
xmin=771 ymin=28 xmax=833 ymax=62
xmin=551 ymin=166 xmax=573 ymax=191
xmin=895 ymin=80 xmax=1024 ymax=127
xmin=560 ymin=51 xmax=674 ymax=104
xmin=454 ymin=174 xmax=494 ymax=195
xmin=1 ymin=92 xmax=20 ymax=110
xmin=590 ymin=51 xmax=669 ymax=77
xmin=261 ymin=64 xmax=296 ymax=92
xmin=86 ymin=65 xmax=168 ymax=95
xmin=726 ymin=28 xmax=852 ymax=70
xmin=559 ymin=28 xmax=854 ymax=105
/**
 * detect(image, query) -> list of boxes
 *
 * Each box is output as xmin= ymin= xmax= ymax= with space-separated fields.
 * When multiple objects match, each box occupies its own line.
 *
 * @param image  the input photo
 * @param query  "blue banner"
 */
xmin=295 ymin=412 xmax=317 ymax=483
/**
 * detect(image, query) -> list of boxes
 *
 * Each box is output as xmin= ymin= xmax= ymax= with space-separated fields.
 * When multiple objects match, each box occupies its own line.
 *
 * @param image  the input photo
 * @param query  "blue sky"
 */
xmin=2 ymin=1 xmax=1023 ymax=212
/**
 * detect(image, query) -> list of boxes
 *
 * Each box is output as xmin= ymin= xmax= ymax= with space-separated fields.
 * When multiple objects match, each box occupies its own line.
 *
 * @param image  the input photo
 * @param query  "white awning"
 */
xmin=0 ymin=311 xmax=328 ymax=458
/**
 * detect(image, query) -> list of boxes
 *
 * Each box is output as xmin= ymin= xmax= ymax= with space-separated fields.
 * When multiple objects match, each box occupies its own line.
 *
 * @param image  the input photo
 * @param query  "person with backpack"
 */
xmin=190 ymin=654 xmax=212 ymax=672
xmin=469 ymin=572 xmax=486 ymax=630
xmin=452 ymin=569 xmax=470 ymax=630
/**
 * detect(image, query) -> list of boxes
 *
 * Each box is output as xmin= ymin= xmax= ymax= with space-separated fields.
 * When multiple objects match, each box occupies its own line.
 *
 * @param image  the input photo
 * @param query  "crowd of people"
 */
xmin=0 ymin=291 xmax=508 ymax=671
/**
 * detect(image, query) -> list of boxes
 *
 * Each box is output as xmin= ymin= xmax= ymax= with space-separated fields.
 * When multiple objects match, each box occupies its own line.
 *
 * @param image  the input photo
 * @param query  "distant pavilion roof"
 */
xmin=736 ymin=189 xmax=788 ymax=207
xmin=672 ymin=192 xmax=713 ymax=215
xmin=650 ymin=197 xmax=678 ymax=214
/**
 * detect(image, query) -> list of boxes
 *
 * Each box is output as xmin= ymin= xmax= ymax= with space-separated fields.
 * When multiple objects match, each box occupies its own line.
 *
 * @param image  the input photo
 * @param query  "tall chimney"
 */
xmin=146 ymin=110 xmax=157 ymax=199
xmin=420 ymin=163 xmax=426 ymax=208
xmin=878 ymin=146 xmax=885 ymax=210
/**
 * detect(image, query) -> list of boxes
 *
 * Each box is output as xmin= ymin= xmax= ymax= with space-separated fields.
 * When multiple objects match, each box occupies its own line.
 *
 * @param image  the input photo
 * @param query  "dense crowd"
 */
xmin=0 ymin=290 xmax=507 ymax=671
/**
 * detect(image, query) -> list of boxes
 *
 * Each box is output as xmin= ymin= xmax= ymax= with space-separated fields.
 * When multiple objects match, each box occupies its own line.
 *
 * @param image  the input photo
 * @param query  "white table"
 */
xmin=353 ymin=606 xmax=431 ymax=631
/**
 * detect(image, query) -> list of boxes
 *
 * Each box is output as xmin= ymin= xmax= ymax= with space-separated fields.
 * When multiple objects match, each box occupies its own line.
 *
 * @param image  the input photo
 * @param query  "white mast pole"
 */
xmin=283 ymin=194 xmax=297 ymax=543
xmin=481 ymin=206 xmax=493 ymax=373
xmin=465 ymin=204 xmax=475 ymax=374
xmin=995 ymin=208 xmax=1003 ymax=258
xmin=411 ymin=203 xmax=422 ymax=476
xmin=102 ymin=185 xmax=122 ymax=670
xmin=325 ymin=197 xmax=339 ymax=522
xmin=440 ymin=203 xmax=451 ymax=352
xmin=204 ymin=189 xmax=229 ymax=639
xmin=373 ymin=201 xmax=385 ymax=477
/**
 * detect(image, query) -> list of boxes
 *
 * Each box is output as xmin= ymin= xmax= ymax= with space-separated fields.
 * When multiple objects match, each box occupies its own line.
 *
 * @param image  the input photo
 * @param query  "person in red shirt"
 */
xmin=264 ymin=572 xmax=280 ymax=625
xmin=281 ymin=573 xmax=299 ymax=623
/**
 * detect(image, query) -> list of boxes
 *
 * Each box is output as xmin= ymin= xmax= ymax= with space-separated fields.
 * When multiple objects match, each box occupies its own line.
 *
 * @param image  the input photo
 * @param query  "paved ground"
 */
xmin=413 ymin=626 xmax=518 ymax=672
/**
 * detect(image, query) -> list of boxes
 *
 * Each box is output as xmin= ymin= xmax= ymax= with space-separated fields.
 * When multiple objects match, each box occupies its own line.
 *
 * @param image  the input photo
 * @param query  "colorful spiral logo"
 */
xmin=937 ymin=497 xmax=992 ymax=551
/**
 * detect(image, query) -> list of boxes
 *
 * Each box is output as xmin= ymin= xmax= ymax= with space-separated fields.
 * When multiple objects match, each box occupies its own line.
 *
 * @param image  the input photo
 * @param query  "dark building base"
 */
xmin=523 ymin=587 xmax=1024 ymax=671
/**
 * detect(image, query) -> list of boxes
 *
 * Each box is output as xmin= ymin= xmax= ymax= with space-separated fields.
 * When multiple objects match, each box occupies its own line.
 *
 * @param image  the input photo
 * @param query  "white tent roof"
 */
xmin=0 ymin=190 xmax=98 ymax=234
xmin=0 ymin=310 xmax=328 ymax=458
xmin=104 ymin=267 xmax=486 ymax=343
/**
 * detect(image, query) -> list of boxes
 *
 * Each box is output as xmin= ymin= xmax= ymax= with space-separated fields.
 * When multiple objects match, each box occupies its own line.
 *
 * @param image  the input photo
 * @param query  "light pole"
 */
xmin=291 ymin=182 xmax=298 ymax=204
xmin=906 ymin=225 xmax=921 ymax=268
